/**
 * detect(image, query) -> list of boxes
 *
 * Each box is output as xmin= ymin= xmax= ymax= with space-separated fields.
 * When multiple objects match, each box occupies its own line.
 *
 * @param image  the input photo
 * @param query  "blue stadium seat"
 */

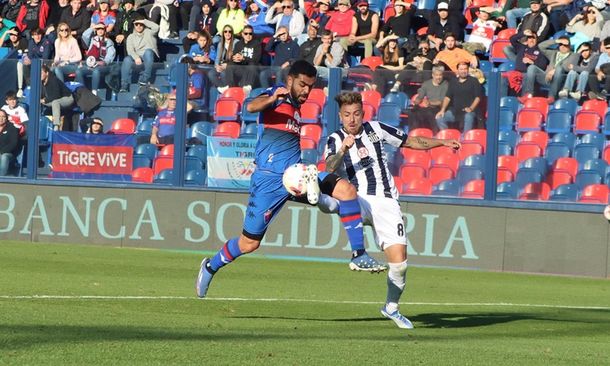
xmin=137 ymin=119 xmax=154 ymax=134
xmin=550 ymin=132 xmax=577 ymax=149
xmin=496 ymin=182 xmax=518 ymax=199
xmin=497 ymin=142 xmax=512 ymax=156
xmin=499 ymin=108 xmax=515 ymax=131
xmin=185 ymin=155 xmax=204 ymax=172
xmin=241 ymin=97 xmax=258 ymax=124
xmin=545 ymin=142 xmax=571 ymax=165
xmin=133 ymin=154 xmax=152 ymax=169
xmin=240 ymin=122 xmax=258 ymax=138
xmin=187 ymin=145 xmax=207 ymax=165
xmin=520 ymin=157 xmax=548 ymax=175
xmin=417 ymin=0 xmax=437 ymax=10
xmin=457 ymin=167 xmax=484 ymax=186
xmin=579 ymin=158 xmax=608 ymax=178
xmin=602 ymin=113 xmax=610 ymax=135
xmin=39 ymin=116 xmax=53 ymax=145
xmin=154 ymin=169 xmax=174 ymax=183
xmin=579 ymin=132 xmax=605 ymax=152
xmin=515 ymin=169 xmax=543 ymax=189
xmin=383 ymin=92 xmax=409 ymax=110
xmin=135 ymin=143 xmax=158 ymax=161
xmin=551 ymin=98 xmax=578 ymax=116
xmin=549 ymin=183 xmax=579 ymax=201
xmin=377 ymin=102 xmax=401 ymax=127
xmin=497 ymin=61 xmax=516 ymax=72
xmin=185 ymin=168 xmax=207 ymax=186
xmin=248 ymin=87 xmax=265 ymax=98
xmin=575 ymin=171 xmax=603 ymax=189
xmin=432 ymin=179 xmax=460 ymax=196
xmin=191 ymin=121 xmax=215 ymax=141
xmin=479 ymin=60 xmax=493 ymax=73
xmin=301 ymin=148 xmax=319 ymax=164
xmin=500 ymin=96 xmax=520 ymax=114
xmin=573 ymin=143 xmax=600 ymax=163
xmin=461 ymin=154 xmax=485 ymax=170
xmin=545 ymin=110 xmax=572 ymax=133
xmin=498 ymin=130 xmax=518 ymax=147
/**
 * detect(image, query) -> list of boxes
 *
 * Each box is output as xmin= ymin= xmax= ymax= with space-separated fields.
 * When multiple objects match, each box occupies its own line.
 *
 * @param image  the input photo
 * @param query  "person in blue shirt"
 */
xmin=196 ymin=60 xmax=387 ymax=299
xmin=187 ymin=29 xmax=216 ymax=64
xmin=245 ymin=0 xmax=274 ymax=37
xmin=259 ymin=26 xmax=300 ymax=88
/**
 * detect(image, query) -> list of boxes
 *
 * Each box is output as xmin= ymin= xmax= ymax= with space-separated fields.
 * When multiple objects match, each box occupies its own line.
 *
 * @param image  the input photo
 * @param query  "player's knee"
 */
xmin=239 ymin=236 xmax=261 ymax=253
xmin=332 ymin=179 xmax=357 ymax=200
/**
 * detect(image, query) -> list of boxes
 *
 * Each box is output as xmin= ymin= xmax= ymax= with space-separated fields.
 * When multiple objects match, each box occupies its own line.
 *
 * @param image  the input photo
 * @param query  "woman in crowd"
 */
xmin=53 ymin=22 xmax=83 ymax=82
xmin=366 ymin=34 xmax=405 ymax=95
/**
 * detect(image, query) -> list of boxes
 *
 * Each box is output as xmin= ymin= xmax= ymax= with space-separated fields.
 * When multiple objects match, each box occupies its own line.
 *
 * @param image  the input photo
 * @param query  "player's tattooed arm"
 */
xmin=403 ymin=136 xmax=461 ymax=150
xmin=325 ymin=151 xmax=345 ymax=173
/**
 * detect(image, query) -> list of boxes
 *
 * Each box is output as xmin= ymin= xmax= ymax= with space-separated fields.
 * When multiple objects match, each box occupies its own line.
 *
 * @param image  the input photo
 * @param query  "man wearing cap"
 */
xmin=309 ymin=0 xmax=332 ymax=30
xmin=82 ymin=0 xmax=117 ymax=46
xmin=265 ymin=0 xmax=305 ymax=39
xmin=516 ymin=0 xmax=550 ymax=41
xmin=522 ymin=35 xmax=573 ymax=101
xmin=345 ymin=0 xmax=379 ymax=59
xmin=427 ymin=2 xmax=465 ymax=49
xmin=120 ymin=15 xmax=159 ymax=92
xmin=463 ymin=8 xmax=499 ymax=54
xmin=325 ymin=0 xmax=354 ymax=42
xmin=560 ymin=42 xmax=598 ymax=100
xmin=378 ymin=0 xmax=415 ymax=47
xmin=113 ymin=0 xmax=138 ymax=49
xmin=433 ymin=32 xmax=478 ymax=72
xmin=76 ymin=23 xmax=117 ymax=95
xmin=504 ymin=30 xmax=549 ymax=100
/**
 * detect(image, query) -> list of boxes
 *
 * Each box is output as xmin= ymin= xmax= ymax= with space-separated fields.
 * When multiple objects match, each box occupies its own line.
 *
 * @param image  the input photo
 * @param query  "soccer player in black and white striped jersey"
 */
xmin=321 ymin=91 xmax=460 ymax=329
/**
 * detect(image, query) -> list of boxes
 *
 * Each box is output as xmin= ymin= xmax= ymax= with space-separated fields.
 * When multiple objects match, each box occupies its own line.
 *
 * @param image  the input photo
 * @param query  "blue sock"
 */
xmin=208 ymin=237 xmax=242 ymax=273
xmin=339 ymin=198 xmax=365 ymax=253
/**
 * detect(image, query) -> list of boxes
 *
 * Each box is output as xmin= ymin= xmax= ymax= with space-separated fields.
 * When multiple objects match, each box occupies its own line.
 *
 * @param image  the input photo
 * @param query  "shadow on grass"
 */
xmin=412 ymin=312 xmax=527 ymax=328
xmin=231 ymin=315 xmax=386 ymax=323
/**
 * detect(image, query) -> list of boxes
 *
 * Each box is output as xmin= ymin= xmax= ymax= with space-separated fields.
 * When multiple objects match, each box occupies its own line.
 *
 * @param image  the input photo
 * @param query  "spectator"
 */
xmin=0 ymin=27 xmax=27 ymax=59
xmin=2 ymin=0 xmax=23 ymax=23
xmin=265 ymin=0 xmax=305 ymax=39
xmin=463 ymin=8 xmax=500 ymax=54
xmin=0 ymin=13 xmax=17 ymax=39
xmin=325 ymin=0 xmax=354 ymax=45
xmin=83 ymin=116 xmax=105 ymax=133
xmin=427 ymin=2 xmax=465 ymax=50
xmin=180 ymin=57 xmax=205 ymax=105
xmin=182 ymin=0 xmax=215 ymax=52
xmin=59 ymin=0 xmax=91 ymax=39
xmin=150 ymin=91 xmax=178 ymax=145
xmin=76 ymin=23 xmax=117 ymax=95
xmin=0 ymin=109 xmax=20 ymax=176
xmin=515 ymin=0 xmax=550 ymax=41
xmin=120 ymin=16 xmax=160 ymax=92
xmin=439 ymin=0 xmax=465 ymax=23
xmin=15 ymin=0 xmax=49 ymax=35
xmin=208 ymin=24 xmax=241 ymax=92
xmin=587 ymin=37 xmax=610 ymax=100
xmin=82 ymin=0 xmax=117 ymax=46
xmin=410 ymin=66 xmax=448 ymax=132
xmin=309 ymin=0 xmax=332 ymax=31
xmin=113 ymin=0 xmax=138 ymax=49
xmin=186 ymin=29 xmax=216 ymax=64
xmin=506 ymin=30 xmax=549 ymax=99
xmin=259 ymin=25 xmax=299 ymax=88
xmin=215 ymin=0 xmax=246 ymax=38
xmin=393 ymin=37 xmax=436 ymax=91
xmin=245 ymin=0 xmax=274 ymax=37
xmin=433 ymin=33 xmax=478 ymax=72
xmin=46 ymin=0 xmax=71 ymax=33
xmin=366 ymin=34 xmax=405 ymax=95
xmin=225 ymin=25 xmax=261 ymax=93
xmin=379 ymin=0 xmax=415 ymax=48
xmin=344 ymin=0 xmax=378 ymax=60
xmin=488 ymin=0 xmax=530 ymax=29
xmin=524 ymin=35 xmax=572 ymax=100
xmin=149 ymin=0 xmax=180 ymax=39
xmin=565 ymin=5 xmax=603 ymax=42
xmin=19 ymin=27 xmax=52 ymax=97
xmin=544 ymin=0 xmax=572 ymax=34
xmin=53 ymin=23 xmax=82 ymax=82
xmin=41 ymin=64 xmax=75 ymax=130
xmin=313 ymin=29 xmax=347 ymax=80
xmin=435 ymin=61 xmax=481 ymax=132
xmin=559 ymin=42 xmax=598 ymax=100
xmin=2 ymin=90 xmax=28 ymax=137
xmin=298 ymin=21 xmax=322 ymax=64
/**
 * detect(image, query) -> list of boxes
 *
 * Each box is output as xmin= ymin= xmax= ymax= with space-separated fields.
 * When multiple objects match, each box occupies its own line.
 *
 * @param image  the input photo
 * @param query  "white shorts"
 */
xmin=358 ymin=195 xmax=407 ymax=250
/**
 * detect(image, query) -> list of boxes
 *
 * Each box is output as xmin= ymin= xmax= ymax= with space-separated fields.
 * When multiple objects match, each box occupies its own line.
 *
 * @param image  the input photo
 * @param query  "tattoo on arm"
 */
xmin=325 ymin=151 xmax=345 ymax=173
xmin=414 ymin=137 xmax=430 ymax=148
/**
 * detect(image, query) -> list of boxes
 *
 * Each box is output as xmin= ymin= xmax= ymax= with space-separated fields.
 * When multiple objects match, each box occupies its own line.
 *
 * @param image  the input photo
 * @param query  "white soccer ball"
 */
xmin=604 ymin=205 xmax=610 ymax=221
xmin=283 ymin=163 xmax=308 ymax=196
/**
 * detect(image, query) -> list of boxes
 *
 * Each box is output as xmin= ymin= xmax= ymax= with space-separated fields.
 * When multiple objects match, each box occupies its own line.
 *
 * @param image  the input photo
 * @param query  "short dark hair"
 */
xmin=31 ymin=28 xmax=44 ymax=36
xmin=603 ymin=37 xmax=610 ymax=47
xmin=335 ymin=91 xmax=362 ymax=108
xmin=320 ymin=29 xmax=333 ymax=38
xmin=457 ymin=61 xmax=470 ymax=69
xmin=5 ymin=90 xmax=17 ymax=100
xmin=443 ymin=32 xmax=456 ymax=41
xmin=242 ymin=25 xmax=253 ymax=32
xmin=288 ymin=60 xmax=317 ymax=78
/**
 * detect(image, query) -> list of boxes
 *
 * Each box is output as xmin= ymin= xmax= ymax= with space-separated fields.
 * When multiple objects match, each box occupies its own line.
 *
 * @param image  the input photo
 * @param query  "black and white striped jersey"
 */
xmin=325 ymin=121 xmax=408 ymax=199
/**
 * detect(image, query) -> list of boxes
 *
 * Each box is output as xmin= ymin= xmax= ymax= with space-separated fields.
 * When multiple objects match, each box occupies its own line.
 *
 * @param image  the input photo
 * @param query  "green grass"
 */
xmin=0 ymin=241 xmax=609 ymax=365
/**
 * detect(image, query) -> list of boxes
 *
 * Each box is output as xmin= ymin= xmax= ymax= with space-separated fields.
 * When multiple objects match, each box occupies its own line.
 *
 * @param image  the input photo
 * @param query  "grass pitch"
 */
xmin=0 ymin=241 xmax=609 ymax=365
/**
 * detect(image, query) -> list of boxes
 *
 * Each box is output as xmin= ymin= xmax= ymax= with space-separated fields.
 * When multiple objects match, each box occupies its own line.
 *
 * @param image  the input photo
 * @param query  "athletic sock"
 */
xmin=338 ymin=198 xmax=365 ymax=255
xmin=386 ymin=260 xmax=408 ymax=312
xmin=208 ymin=237 xmax=242 ymax=273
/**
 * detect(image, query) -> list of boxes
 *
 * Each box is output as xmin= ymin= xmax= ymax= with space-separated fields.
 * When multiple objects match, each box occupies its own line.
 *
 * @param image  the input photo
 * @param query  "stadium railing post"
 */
xmin=484 ymin=70 xmax=501 ymax=201
xmin=26 ymin=59 xmax=42 ymax=180
xmin=327 ymin=67 xmax=342 ymax=133
xmin=172 ymin=62 xmax=188 ymax=187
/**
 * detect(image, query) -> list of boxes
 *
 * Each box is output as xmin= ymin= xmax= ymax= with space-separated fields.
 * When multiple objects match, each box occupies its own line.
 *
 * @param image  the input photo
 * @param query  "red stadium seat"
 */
xmin=519 ymin=182 xmax=550 ymax=200
xmin=416 ymin=26 xmax=428 ymax=36
xmin=515 ymin=142 xmax=542 ymax=163
xmin=462 ymin=129 xmax=487 ymax=150
xmin=520 ymin=130 xmax=549 ymax=150
xmin=400 ymin=165 xmax=427 ymax=183
xmin=523 ymin=97 xmax=549 ymax=121
xmin=153 ymin=156 xmax=173 ymax=175
xmin=497 ymin=28 xmax=518 ymax=40
xmin=109 ymin=118 xmax=136 ymax=134
xmin=409 ymin=128 xmax=434 ymax=138
xmin=435 ymin=128 xmax=461 ymax=141
xmin=214 ymin=99 xmax=240 ymax=121
xmin=458 ymin=142 xmax=484 ymax=160
xmin=132 ymin=167 xmax=153 ymax=184
xmin=604 ymin=146 xmax=610 ymax=164
xmin=432 ymin=151 xmax=459 ymax=173
xmin=498 ymin=155 xmax=518 ymax=176
xmin=159 ymin=144 xmax=175 ymax=157
xmin=307 ymin=88 xmax=326 ymax=109
xmin=574 ymin=111 xmax=602 ymax=134
xmin=362 ymin=102 xmax=376 ymax=121
xmin=581 ymin=99 xmax=607 ymax=119
xmin=300 ymin=137 xmax=317 ymax=149
xmin=430 ymin=146 xmax=456 ymax=161
xmin=497 ymin=169 xmax=513 ymax=184
xmin=579 ymin=184 xmax=609 ymax=204
xmin=214 ymin=121 xmax=241 ymax=139
xmin=516 ymin=109 xmax=544 ymax=131
xmin=359 ymin=56 xmax=383 ymax=71
xmin=301 ymin=124 xmax=322 ymax=146
xmin=460 ymin=179 xmax=485 ymax=199
xmin=402 ymin=177 xmax=432 ymax=195
xmin=401 ymin=149 xmax=431 ymax=170
xmin=360 ymin=90 xmax=382 ymax=110
xmin=300 ymin=102 xmax=321 ymax=123
xmin=490 ymin=39 xmax=511 ymax=63
xmin=220 ymin=87 xmax=246 ymax=105
xmin=428 ymin=166 xmax=454 ymax=185
xmin=546 ymin=171 xmax=573 ymax=190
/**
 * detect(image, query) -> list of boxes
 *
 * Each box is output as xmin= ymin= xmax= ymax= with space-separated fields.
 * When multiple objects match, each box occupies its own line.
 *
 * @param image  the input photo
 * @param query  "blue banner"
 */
xmin=207 ymin=137 xmax=256 ymax=188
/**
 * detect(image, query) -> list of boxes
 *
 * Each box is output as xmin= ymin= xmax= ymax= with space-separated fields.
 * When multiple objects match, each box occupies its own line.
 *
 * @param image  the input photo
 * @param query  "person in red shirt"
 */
xmin=325 ymin=0 xmax=354 ymax=48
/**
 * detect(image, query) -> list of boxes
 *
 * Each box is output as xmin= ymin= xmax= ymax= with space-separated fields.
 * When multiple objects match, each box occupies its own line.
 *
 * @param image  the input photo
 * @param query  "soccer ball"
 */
xmin=283 ymin=163 xmax=308 ymax=196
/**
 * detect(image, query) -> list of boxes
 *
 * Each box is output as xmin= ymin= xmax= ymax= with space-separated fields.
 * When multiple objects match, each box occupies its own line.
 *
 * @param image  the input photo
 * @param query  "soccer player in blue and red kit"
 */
xmin=196 ymin=60 xmax=385 ymax=298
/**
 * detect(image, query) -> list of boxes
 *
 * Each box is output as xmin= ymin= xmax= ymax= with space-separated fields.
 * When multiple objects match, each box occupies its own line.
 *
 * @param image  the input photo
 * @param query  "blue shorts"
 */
xmin=242 ymin=169 xmax=330 ymax=239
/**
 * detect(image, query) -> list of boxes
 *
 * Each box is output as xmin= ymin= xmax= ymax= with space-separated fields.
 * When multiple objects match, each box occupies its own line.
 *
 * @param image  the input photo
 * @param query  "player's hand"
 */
xmin=444 ymin=139 xmax=461 ymax=150
xmin=341 ymin=134 xmax=356 ymax=152
xmin=273 ymin=86 xmax=289 ymax=101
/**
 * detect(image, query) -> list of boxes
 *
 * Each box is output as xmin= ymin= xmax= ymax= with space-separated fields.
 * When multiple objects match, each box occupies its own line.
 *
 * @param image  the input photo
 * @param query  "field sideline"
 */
xmin=1 ymin=241 xmax=609 ymax=365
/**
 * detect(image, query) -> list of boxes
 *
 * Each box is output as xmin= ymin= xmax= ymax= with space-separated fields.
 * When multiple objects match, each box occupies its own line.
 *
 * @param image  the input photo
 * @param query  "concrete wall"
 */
xmin=1 ymin=182 xmax=608 ymax=278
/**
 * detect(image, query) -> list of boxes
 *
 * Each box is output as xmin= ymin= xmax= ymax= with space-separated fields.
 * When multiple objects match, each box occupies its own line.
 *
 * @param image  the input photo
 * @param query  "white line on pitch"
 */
xmin=0 ymin=295 xmax=609 ymax=310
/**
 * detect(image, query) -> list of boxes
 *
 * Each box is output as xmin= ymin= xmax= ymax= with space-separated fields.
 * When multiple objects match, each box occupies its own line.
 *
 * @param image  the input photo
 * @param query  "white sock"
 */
xmin=317 ymin=193 xmax=339 ymax=214
xmin=386 ymin=260 xmax=408 ymax=312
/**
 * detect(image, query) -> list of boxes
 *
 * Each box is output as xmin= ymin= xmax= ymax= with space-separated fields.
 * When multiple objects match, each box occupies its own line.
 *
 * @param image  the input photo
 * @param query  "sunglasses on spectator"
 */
xmin=558 ymin=43 xmax=570 ymax=47
xmin=283 ymin=5 xmax=293 ymax=8
xmin=580 ymin=48 xmax=591 ymax=52
xmin=224 ymin=30 xmax=233 ymax=33
xmin=134 ymin=23 xmax=144 ymax=27
xmin=242 ymin=32 xmax=253 ymax=35
xmin=59 ymin=28 xmax=69 ymax=32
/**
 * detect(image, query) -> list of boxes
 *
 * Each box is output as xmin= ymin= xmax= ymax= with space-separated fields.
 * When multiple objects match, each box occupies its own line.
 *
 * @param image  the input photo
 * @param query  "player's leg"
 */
xmin=318 ymin=172 xmax=386 ymax=272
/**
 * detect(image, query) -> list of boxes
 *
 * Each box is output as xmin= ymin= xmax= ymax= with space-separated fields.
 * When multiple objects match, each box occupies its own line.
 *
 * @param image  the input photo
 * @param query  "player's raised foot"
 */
xmin=349 ymin=252 xmax=387 ymax=272
xmin=381 ymin=306 xmax=414 ymax=329
xmin=196 ymin=258 xmax=214 ymax=298
xmin=305 ymin=164 xmax=320 ymax=205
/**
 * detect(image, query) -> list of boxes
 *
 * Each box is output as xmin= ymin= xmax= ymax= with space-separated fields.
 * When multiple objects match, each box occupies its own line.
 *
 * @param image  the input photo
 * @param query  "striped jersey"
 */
xmin=325 ymin=121 xmax=407 ymax=199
